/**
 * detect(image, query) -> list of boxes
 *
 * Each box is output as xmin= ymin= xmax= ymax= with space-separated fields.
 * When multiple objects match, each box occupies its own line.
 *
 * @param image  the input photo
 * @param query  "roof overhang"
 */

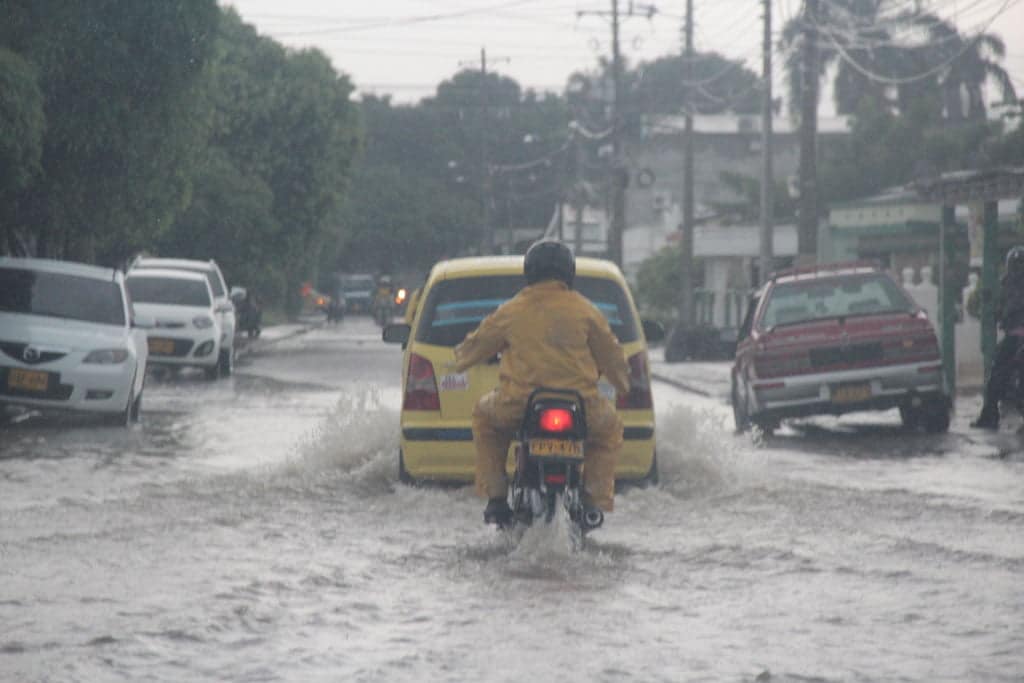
xmin=913 ymin=167 xmax=1024 ymax=204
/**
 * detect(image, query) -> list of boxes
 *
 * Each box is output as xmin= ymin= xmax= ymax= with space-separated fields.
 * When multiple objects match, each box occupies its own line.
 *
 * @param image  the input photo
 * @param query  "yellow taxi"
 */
xmin=382 ymin=256 xmax=663 ymax=486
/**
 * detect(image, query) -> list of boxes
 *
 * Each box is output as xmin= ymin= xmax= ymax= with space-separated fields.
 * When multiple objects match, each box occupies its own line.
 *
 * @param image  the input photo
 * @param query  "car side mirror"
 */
xmin=383 ymin=323 xmax=410 ymax=345
xmin=132 ymin=313 xmax=155 ymax=330
xmin=641 ymin=319 xmax=666 ymax=344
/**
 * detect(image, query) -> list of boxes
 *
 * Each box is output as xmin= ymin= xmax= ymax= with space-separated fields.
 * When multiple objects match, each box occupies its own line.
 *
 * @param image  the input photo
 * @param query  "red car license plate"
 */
xmin=832 ymin=382 xmax=871 ymax=404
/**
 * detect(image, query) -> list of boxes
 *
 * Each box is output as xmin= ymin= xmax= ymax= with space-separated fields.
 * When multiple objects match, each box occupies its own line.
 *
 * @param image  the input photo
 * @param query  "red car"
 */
xmin=731 ymin=263 xmax=950 ymax=435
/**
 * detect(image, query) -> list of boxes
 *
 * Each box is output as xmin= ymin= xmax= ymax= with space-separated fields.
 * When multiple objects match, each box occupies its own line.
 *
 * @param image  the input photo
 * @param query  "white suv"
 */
xmin=129 ymin=257 xmax=236 ymax=373
xmin=0 ymin=257 xmax=150 ymax=424
xmin=126 ymin=269 xmax=226 ymax=379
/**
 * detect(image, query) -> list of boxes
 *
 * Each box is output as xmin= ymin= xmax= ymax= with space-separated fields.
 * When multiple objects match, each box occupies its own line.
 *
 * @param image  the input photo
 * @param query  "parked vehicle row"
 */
xmin=1 ymin=255 xmax=241 ymax=426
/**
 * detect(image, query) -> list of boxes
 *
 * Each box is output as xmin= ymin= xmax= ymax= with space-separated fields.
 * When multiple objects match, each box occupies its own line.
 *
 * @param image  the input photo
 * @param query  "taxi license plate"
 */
xmin=832 ymin=382 xmax=871 ymax=404
xmin=529 ymin=438 xmax=583 ymax=459
xmin=148 ymin=338 xmax=175 ymax=355
xmin=8 ymin=368 xmax=49 ymax=393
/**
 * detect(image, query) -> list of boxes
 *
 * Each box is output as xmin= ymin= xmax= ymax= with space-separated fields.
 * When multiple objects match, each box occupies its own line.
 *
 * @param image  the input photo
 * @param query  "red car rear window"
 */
xmin=760 ymin=273 xmax=913 ymax=328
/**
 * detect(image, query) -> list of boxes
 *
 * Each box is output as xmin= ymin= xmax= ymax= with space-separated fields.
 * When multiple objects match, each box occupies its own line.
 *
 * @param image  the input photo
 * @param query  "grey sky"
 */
xmin=224 ymin=0 xmax=1024 ymax=114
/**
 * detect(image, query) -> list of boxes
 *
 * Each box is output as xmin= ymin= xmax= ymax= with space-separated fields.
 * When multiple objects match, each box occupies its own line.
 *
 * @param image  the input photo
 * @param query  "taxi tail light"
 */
xmin=539 ymin=408 xmax=574 ymax=433
xmin=403 ymin=353 xmax=440 ymax=410
xmin=617 ymin=352 xmax=652 ymax=410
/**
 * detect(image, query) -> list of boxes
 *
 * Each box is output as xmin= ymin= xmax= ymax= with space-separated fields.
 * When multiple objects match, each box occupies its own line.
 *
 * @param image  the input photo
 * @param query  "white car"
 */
xmin=129 ymin=257 xmax=236 ymax=374
xmin=0 ymin=257 xmax=150 ymax=424
xmin=125 ymin=269 xmax=226 ymax=380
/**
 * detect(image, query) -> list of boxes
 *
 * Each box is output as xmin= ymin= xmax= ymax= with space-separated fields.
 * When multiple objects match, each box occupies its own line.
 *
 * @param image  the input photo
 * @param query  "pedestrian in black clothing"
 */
xmin=971 ymin=245 xmax=1024 ymax=430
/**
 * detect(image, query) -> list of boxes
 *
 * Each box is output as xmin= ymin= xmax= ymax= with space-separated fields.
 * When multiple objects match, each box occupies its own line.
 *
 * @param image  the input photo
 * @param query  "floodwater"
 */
xmin=1 ymin=320 xmax=1022 ymax=682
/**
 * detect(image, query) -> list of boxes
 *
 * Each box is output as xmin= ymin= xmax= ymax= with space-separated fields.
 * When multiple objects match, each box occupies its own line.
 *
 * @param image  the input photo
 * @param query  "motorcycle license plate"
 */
xmin=7 ymin=368 xmax=49 ymax=393
xmin=148 ymin=338 xmax=175 ymax=355
xmin=832 ymin=382 xmax=871 ymax=404
xmin=529 ymin=438 xmax=583 ymax=459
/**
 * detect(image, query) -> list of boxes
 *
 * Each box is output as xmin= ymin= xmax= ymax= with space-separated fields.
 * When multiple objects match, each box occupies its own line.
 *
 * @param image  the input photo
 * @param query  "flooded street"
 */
xmin=2 ymin=318 xmax=1022 ymax=682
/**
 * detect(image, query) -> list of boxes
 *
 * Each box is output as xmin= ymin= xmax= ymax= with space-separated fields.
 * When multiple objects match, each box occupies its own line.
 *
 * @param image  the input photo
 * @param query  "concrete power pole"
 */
xmin=479 ymin=47 xmax=494 ymax=255
xmin=678 ymin=0 xmax=695 ymax=330
xmin=758 ymin=0 xmax=774 ymax=284
xmin=797 ymin=0 xmax=819 ymax=260
xmin=609 ymin=0 xmax=626 ymax=267
xmin=578 ymin=1 xmax=656 ymax=266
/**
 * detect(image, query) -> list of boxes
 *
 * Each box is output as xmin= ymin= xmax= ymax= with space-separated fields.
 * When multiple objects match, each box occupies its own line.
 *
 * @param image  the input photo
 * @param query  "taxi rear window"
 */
xmin=415 ymin=274 xmax=637 ymax=347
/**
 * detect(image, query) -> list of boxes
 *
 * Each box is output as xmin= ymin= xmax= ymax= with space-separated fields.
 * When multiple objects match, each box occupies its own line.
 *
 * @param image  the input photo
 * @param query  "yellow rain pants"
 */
xmin=453 ymin=280 xmax=630 ymax=511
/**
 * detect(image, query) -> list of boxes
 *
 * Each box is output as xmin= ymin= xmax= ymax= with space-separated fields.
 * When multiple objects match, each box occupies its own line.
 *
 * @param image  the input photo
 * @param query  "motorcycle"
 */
xmin=501 ymin=388 xmax=603 ymax=549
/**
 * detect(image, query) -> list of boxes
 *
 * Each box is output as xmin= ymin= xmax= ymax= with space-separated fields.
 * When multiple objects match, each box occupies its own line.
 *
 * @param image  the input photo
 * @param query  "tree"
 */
xmin=0 ymin=0 xmax=221 ymax=264
xmin=0 ymin=47 xmax=44 ymax=254
xmin=162 ymin=9 xmax=360 ymax=314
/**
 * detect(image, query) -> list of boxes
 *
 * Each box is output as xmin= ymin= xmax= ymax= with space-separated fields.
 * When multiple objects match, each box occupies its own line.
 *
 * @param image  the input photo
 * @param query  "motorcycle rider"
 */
xmin=451 ymin=240 xmax=630 ymax=526
xmin=372 ymin=275 xmax=395 ymax=325
xmin=972 ymin=245 xmax=1024 ymax=430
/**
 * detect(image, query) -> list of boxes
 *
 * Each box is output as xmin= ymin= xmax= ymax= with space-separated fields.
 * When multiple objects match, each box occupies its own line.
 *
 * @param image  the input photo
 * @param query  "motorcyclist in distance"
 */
xmin=451 ymin=240 xmax=630 ymax=526
xmin=972 ymin=245 xmax=1024 ymax=430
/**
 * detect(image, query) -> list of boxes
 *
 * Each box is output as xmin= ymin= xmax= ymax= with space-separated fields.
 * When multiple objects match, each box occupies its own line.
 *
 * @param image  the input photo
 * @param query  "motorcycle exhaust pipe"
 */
xmin=583 ymin=508 xmax=604 ymax=530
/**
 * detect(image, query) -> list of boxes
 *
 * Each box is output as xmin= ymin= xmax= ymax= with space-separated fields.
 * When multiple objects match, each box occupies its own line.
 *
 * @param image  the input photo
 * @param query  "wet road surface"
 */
xmin=2 ymin=317 xmax=1022 ymax=682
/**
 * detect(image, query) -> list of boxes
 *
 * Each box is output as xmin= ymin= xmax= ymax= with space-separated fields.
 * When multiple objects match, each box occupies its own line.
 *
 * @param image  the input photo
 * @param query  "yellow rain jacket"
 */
xmin=453 ymin=280 xmax=630 ymax=511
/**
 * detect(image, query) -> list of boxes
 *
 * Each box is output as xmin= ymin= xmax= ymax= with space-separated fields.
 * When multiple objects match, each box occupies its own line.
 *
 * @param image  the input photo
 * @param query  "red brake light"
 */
xmin=544 ymin=473 xmax=567 ymax=485
xmin=617 ymin=352 xmax=652 ymax=409
xmin=539 ymin=408 xmax=574 ymax=432
xmin=403 ymin=353 xmax=440 ymax=410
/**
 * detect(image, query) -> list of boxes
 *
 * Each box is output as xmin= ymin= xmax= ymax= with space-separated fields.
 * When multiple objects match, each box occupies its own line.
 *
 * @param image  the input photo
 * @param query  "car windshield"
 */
xmin=342 ymin=275 xmax=375 ymax=293
xmin=127 ymin=276 xmax=211 ymax=307
xmin=760 ymin=273 xmax=914 ymax=328
xmin=415 ymin=274 xmax=638 ymax=347
xmin=0 ymin=267 xmax=125 ymax=326
xmin=136 ymin=264 xmax=224 ymax=297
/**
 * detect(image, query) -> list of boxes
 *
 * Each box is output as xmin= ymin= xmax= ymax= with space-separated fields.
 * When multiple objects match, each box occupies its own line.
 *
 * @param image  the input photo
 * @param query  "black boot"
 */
xmin=971 ymin=404 xmax=999 ymax=430
xmin=483 ymin=497 xmax=512 ymax=526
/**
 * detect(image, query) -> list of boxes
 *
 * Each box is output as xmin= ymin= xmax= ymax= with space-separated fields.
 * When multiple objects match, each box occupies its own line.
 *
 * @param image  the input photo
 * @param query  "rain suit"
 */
xmin=976 ymin=269 xmax=1024 ymax=425
xmin=453 ymin=280 xmax=630 ymax=511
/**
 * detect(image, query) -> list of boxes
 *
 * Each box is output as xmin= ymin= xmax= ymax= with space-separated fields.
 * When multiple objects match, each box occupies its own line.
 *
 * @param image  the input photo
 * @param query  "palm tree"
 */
xmin=912 ymin=12 xmax=1017 ymax=121
xmin=779 ymin=0 xmax=892 ymax=117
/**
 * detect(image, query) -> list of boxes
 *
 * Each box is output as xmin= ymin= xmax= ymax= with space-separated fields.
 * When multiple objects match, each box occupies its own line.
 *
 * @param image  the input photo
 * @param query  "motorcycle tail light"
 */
xmin=403 ymin=353 xmax=440 ymax=410
xmin=539 ymin=408 xmax=574 ymax=432
xmin=617 ymin=352 xmax=652 ymax=409
xmin=544 ymin=473 xmax=566 ymax=485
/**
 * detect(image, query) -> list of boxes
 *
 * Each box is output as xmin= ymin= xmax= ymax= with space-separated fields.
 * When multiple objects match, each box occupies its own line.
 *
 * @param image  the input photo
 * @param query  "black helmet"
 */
xmin=1007 ymin=246 xmax=1024 ymax=276
xmin=524 ymin=240 xmax=575 ymax=287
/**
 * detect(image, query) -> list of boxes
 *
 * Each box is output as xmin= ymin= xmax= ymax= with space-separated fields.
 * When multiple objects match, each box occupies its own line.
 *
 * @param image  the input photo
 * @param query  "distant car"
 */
xmin=126 ymin=269 xmax=226 ymax=380
xmin=129 ymin=257 xmax=236 ymax=373
xmin=0 ymin=257 xmax=150 ymax=425
xmin=731 ymin=262 xmax=950 ymax=435
xmin=340 ymin=273 xmax=375 ymax=314
xmin=382 ymin=256 xmax=664 ymax=485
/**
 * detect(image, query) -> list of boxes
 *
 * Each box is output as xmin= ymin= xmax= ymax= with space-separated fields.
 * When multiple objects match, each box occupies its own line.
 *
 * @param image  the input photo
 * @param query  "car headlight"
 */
xmin=193 ymin=316 xmax=215 ymax=329
xmin=84 ymin=349 xmax=130 ymax=364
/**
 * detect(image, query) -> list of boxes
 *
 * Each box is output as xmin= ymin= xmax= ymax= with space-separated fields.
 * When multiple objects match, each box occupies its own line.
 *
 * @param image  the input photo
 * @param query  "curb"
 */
xmin=651 ymin=373 xmax=714 ymax=398
xmin=235 ymin=323 xmax=319 ymax=358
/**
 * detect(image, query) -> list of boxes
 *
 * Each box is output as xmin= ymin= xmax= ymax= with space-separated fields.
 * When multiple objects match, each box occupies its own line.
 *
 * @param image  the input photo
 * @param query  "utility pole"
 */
xmin=459 ymin=47 xmax=508 ymax=255
xmin=610 ymin=0 xmax=625 ymax=266
xmin=479 ymin=47 xmax=494 ymax=255
xmin=758 ymin=0 xmax=774 ymax=284
xmin=678 ymin=0 xmax=695 ymax=330
xmin=797 ymin=0 xmax=819 ymax=261
xmin=579 ymin=1 xmax=656 ymax=266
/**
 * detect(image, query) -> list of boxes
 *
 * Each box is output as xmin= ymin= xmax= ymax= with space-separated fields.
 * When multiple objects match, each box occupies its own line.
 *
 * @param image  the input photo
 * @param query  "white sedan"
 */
xmin=0 ymin=257 xmax=150 ymax=425
xmin=125 ymin=269 xmax=225 ymax=379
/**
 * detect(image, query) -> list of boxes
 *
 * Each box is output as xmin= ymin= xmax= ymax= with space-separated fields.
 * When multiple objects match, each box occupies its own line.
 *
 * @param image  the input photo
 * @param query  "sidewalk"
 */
xmin=649 ymin=346 xmax=984 ymax=400
xmin=649 ymin=347 xmax=732 ymax=401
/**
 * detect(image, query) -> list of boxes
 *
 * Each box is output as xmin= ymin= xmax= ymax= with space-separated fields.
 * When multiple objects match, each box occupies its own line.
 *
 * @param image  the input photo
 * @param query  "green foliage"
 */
xmin=160 ymin=10 xmax=360 ymax=314
xmin=0 ymin=0 xmax=220 ymax=264
xmin=636 ymin=244 xmax=683 ymax=316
